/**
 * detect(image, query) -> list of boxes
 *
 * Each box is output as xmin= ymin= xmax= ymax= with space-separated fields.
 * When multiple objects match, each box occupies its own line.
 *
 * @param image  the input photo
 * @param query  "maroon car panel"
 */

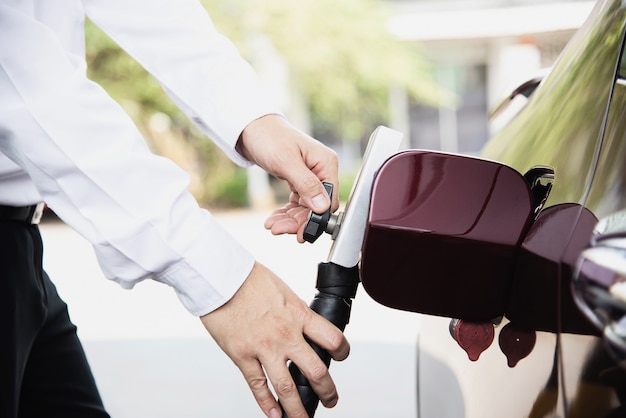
xmin=360 ymin=150 xmax=534 ymax=321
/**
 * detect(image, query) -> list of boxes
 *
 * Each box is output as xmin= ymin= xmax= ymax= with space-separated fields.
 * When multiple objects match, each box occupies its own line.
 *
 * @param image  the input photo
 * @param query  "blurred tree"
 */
xmin=85 ymin=20 xmax=245 ymax=208
xmin=203 ymin=0 xmax=451 ymax=141
xmin=85 ymin=0 xmax=450 ymax=207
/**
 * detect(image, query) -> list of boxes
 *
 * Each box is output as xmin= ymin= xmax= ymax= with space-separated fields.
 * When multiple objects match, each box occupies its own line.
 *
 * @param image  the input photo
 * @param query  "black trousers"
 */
xmin=0 ymin=220 xmax=110 ymax=418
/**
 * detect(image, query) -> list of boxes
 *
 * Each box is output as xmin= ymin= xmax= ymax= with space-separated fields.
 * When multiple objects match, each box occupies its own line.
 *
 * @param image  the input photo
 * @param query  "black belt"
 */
xmin=0 ymin=203 xmax=45 ymax=224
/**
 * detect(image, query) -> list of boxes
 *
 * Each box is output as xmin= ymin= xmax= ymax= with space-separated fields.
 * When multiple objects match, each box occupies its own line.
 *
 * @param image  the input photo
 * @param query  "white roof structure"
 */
xmin=387 ymin=1 xmax=596 ymax=41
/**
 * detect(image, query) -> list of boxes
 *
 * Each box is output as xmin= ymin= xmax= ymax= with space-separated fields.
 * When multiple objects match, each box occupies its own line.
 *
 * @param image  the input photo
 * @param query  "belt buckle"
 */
xmin=29 ymin=203 xmax=45 ymax=224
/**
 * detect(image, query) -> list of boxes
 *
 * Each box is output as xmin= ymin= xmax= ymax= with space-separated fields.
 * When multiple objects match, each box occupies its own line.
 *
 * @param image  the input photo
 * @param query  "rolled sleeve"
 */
xmin=153 ymin=210 xmax=255 ymax=316
xmin=0 ymin=3 xmax=263 ymax=316
xmin=84 ymin=0 xmax=283 ymax=166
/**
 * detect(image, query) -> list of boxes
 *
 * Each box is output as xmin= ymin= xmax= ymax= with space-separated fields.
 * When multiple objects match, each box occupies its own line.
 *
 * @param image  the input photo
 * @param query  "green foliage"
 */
xmin=203 ymin=0 xmax=451 ymax=141
xmin=338 ymin=171 xmax=357 ymax=203
xmin=211 ymin=167 xmax=249 ymax=208
xmin=84 ymin=1 xmax=449 ymax=207
xmin=84 ymin=23 xmax=179 ymax=119
xmin=84 ymin=21 xmax=230 ymax=207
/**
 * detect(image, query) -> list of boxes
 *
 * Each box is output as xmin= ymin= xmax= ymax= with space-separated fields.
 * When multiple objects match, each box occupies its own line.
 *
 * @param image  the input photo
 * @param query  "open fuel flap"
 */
xmin=360 ymin=150 xmax=536 ymax=322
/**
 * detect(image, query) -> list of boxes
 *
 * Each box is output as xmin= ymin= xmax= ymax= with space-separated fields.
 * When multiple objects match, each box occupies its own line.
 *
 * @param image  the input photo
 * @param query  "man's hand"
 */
xmin=237 ymin=115 xmax=339 ymax=242
xmin=200 ymin=262 xmax=350 ymax=418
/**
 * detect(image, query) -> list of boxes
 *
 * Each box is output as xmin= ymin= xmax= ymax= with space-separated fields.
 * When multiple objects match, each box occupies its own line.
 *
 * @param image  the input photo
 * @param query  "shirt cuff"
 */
xmin=153 ymin=210 xmax=255 ymax=316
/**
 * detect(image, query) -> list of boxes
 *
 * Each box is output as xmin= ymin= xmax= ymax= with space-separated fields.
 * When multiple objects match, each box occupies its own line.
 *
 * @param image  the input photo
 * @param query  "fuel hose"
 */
xmin=282 ymin=262 xmax=360 ymax=418
xmin=279 ymin=126 xmax=403 ymax=417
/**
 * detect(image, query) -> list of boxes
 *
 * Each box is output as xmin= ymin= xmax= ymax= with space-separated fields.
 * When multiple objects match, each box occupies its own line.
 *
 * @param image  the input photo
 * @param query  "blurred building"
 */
xmin=386 ymin=0 xmax=595 ymax=154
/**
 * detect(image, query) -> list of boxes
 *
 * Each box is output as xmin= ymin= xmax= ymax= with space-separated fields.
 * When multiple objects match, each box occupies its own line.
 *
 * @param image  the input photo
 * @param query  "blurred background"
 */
xmin=84 ymin=0 xmax=594 ymax=211
xmin=45 ymin=0 xmax=595 ymax=416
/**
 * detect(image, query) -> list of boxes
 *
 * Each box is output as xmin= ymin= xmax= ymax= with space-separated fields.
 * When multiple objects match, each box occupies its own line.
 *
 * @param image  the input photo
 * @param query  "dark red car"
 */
xmin=296 ymin=1 xmax=626 ymax=416
xmin=357 ymin=0 xmax=626 ymax=416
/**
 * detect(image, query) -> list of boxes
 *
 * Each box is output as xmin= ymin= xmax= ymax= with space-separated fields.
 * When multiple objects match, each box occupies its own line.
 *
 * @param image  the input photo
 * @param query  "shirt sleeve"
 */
xmin=0 ymin=4 xmax=268 ymax=316
xmin=83 ymin=0 xmax=283 ymax=166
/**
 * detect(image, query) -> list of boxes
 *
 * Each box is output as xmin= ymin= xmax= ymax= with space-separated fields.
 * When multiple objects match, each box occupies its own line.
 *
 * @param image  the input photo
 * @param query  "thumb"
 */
xmin=291 ymin=168 xmax=331 ymax=213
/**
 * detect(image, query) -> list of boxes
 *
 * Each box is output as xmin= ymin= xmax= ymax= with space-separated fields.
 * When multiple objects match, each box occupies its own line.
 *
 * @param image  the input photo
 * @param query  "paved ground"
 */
xmin=39 ymin=209 xmax=422 ymax=417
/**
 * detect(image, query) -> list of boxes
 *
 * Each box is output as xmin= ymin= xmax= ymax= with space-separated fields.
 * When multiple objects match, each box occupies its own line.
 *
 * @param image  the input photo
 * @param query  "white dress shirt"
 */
xmin=0 ymin=0 xmax=281 ymax=316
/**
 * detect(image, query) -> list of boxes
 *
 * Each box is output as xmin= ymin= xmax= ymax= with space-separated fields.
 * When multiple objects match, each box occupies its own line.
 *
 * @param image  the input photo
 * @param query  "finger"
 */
xmin=296 ymin=223 xmax=306 ymax=243
xmin=284 ymin=313 xmax=350 ymax=410
xmin=307 ymin=150 xmax=339 ymax=212
xmin=288 ymin=166 xmax=331 ymax=214
xmin=285 ymin=205 xmax=310 ymax=225
xmin=303 ymin=314 xmax=351 ymax=362
xmin=286 ymin=348 xmax=339 ymax=409
xmin=265 ymin=207 xmax=310 ymax=235
xmin=332 ymin=186 xmax=340 ymax=212
xmin=264 ymin=193 xmax=301 ymax=227
xmin=264 ymin=203 xmax=300 ymax=230
xmin=264 ymin=210 xmax=290 ymax=230
xmin=268 ymin=218 xmax=300 ymax=236
xmin=238 ymin=360 xmax=282 ymax=418
xmin=263 ymin=360 xmax=310 ymax=418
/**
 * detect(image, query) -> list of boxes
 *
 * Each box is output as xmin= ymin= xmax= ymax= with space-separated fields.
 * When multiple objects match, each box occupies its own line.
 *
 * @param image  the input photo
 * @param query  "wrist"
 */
xmin=236 ymin=114 xmax=287 ymax=160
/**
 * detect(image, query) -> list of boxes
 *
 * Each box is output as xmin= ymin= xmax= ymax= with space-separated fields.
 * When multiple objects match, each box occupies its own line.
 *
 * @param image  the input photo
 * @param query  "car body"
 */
xmin=359 ymin=0 xmax=626 ymax=416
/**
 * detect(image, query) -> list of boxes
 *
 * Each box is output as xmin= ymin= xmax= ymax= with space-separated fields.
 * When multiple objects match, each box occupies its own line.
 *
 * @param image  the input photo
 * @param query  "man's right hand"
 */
xmin=236 ymin=114 xmax=340 ymax=243
xmin=199 ymin=262 xmax=350 ymax=418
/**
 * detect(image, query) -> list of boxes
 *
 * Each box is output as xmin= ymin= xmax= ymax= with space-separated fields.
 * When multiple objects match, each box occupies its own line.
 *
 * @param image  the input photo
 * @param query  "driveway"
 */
xmin=39 ymin=209 xmax=421 ymax=417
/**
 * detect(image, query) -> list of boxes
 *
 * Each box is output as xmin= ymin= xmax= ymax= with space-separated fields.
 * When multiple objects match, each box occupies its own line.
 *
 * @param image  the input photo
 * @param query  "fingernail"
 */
xmin=312 ymin=193 xmax=329 ymax=211
xmin=269 ymin=407 xmax=281 ymax=418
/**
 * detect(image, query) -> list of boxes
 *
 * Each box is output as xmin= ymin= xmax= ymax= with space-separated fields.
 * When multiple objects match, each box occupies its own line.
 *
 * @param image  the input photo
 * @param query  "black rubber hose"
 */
xmin=281 ymin=262 xmax=360 ymax=418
